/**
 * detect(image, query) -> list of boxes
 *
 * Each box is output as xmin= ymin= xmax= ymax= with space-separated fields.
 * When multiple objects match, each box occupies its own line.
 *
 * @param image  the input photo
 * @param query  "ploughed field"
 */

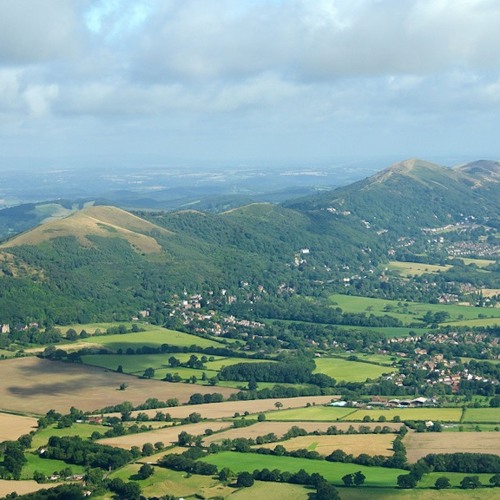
xmin=0 ymin=357 xmax=236 ymax=414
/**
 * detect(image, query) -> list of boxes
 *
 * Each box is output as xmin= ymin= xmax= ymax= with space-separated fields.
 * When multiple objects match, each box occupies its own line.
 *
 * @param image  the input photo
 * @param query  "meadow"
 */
xmin=202 ymin=451 xmax=406 ymax=487
xmin=387 ymin=261 xmax=452 ymax=277
xmin=463 ymin=408 xmax=500 ymax=423
xmin=30 ymin=423 xmax=109 ymax=449
xmin=404 ymin=431 xmax=500 ymax=462
xmin=348 ymin=408 xmax=463 ymax=422
xmin=21 ymin=453 xmax=85 ymax=480
xmin=417 ymin=472 xmax=495 ymax=489
xmin=79 ymin=325 xmax=225 ymax=350
xmin=313 ymin=357 xmax=393 ymax=382
xmin=229 ymin=481 xmax=310 ymax=500
xmin=109 ymin=463 xmax=233 ymax=499
xmin=329 ymin=294 xmax=500 ymax=325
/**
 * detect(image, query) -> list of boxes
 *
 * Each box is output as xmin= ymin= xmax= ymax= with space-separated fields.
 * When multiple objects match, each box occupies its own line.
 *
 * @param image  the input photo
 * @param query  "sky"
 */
xmin=1 ymin=0 xmax=500 ymax=172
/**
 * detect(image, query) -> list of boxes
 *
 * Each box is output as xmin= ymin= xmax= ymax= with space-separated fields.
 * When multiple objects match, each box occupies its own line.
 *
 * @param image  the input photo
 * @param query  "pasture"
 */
xmin=404 ymin=431 xmax=500 ymax=463
xmin=459 ymin=258 xmax=496 ymax=268
xmin=340 ymin=488 xmax=493 ymax=500
xmin=329 ymin=294 xmax=500 ymax=325
xmin=30 ymin=423 xmax=109 ymax=449
xmin=110 ymin=464 xmax=233 ymax=499
xmin=21 ymin=453 xmax=85 ymax=480
xmin=79 ymin=325 xmax=225 ymax=350
xmin=0 ymin=412 xmax=37 ymax=442
xmin=114 ymin=395 xmax=338 ymax=420
xmin=417 ymin=472 xmax=494 ymax=489
xmin=388 ymin=260 xmax=452 ymax=276
xmin=202 ymin=451 xmax=406 ymax=487
xmin=463 ymin=408 xmax=500 ymax=423
xmin=0 ymin=357 xmax=236 ymax=414
xmin=256 ymin=434 xmax=395 ymax=457
xmin=313 ymin=357 xmax=393 ymax=382
xmin=264 ymin=406 xmax=357 ymax=421
xmin=348 ymin=408 xmax=463 ymax=422
xmin=98 ymin=421 xmax=232 ymax=449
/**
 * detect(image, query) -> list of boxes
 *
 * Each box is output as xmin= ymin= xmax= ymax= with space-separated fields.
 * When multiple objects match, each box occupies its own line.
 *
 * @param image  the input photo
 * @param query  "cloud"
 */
xmin=1 ymin=0 xmax=500 ymax=166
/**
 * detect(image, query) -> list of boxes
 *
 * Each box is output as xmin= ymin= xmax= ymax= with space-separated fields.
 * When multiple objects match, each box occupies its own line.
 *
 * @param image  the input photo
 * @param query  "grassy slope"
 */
xmin=313 ymin=357 xmax=393 ymax=382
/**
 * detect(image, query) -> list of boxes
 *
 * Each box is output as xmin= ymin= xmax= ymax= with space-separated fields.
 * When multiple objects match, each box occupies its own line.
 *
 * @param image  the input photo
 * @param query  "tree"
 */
xmin=138 ymin=464 xmax=154 ymax=479
xmin=274 ymin=401 xmax=283 ymax=410
xmin=142 ymin=443 xmax=154 ymax=456
xmin=353 ymin=471 xmax=366 ymax=486
xmin=257 ymin=413 xmax=266 ymax=422
xmin=460 ymin=476 xmax=481 ymax=489
xmin=236 ymin=471 xmax=254 ymax=487
xmin=490 ymin=473 xmax=500 ymax=487
xmin=397 ymin=473 xmax=418 ymax=489
xmin=143 ymin=367 xmax=155 ymax=379
xmin=342 ymin=473 xmax=354 ymax=487
xmin=218 ymin=467 xmax=234 ymax=482
xmin=316 ymin=481 xmax=340 ymax=500
xmin=435 ymin=477 xmax=451 ymax=490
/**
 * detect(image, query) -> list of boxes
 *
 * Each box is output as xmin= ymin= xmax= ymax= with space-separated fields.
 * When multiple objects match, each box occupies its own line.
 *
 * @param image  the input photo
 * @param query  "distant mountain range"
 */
xmin=0 ymin=158 xmax=498 ymax=324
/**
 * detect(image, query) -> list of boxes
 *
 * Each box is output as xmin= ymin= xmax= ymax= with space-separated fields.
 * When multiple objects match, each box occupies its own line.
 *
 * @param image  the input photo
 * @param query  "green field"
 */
xmin=202 ymin=451 xmax=405 ymax=487
xmin=417 ymin=472 xmax=495 ymax=488
xmin=463 ymin=408 xmax=500 ymax=423
xmin=334 ymin=353 xmax=401 ymax=366
xmin=329 ymin=294 xmax=500 ymax=325
xmin=265 ymin=406 xmax=356 ymax=421
xmin=110 ymin=463 xmax=232 ymax=498
xmin=340 ymin=488 xmax=494 ymax=500
xmin=21 ymin=453 xmax=85 ymax=480
xmin=445 ymin=318 xmax=500 ymax=328
xmin=348 ymin=408 xmax=463 ymax=422
xmin=81 ymin=353 xmax=274 ymax=383
xmin=388 ymin=261 xmax=452 ymax=277
xmin=313 ymin=357 xmax=393 ymax=382
xmin=30 ymin=423 xmax=109 ymax=449
xmin=230 ymin=481 xmax=310 ymax=499
xmin=60 ymin=322 xmax=135 ymax=335
xmin=459 ymin=258 xmax=496 ymax=268
xmin=80 ymin=326 xmax=225 ymax=350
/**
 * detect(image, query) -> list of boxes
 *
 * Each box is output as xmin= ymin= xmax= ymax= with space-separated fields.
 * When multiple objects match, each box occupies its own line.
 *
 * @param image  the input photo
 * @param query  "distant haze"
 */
xmin=1 ymin=1 xmax=500 ymax=171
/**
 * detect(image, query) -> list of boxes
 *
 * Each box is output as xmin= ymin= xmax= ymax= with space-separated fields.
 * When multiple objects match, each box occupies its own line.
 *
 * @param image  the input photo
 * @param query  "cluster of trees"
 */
xmin=41 ymin=436 xmax=132 ymax=470
xmin=219 ymin=357 xmax=335 ymax=388
xmin=0 ymin=437 xmax=31 ymax=479
xmin=421 ymin=452 xmax=500 ymax=473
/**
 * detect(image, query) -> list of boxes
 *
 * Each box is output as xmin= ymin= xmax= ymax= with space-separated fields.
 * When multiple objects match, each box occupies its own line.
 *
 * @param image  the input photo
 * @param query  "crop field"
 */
xmin=404 ymin=431 xmax=500 ymax=462
xmin=0 ymin=480 xmax=63 ymax=498
xmin=113 ymin=395 xmax=338 ymax=420
xmin=265 ymin=405 xmax=357 ymax=421
xmin=30 ymin=423 xmax=109 ymax=449
xmin=257 ymin=434 xmax=395 ymax=457
xmin=348 ymin=408 xmax=463 ymax=422
xmin=482 ymin=288 xmax=500 ymax=297
xmin=0 ymin=357 xmax=236 ymax=414
xmin=329 ymin=294 xmax=500 ymax=324
xmin=446 ymin=317 xmax=500 ymax=328
xmin=463 ymin=408 xmax=500 ymax=423
xmin=202 ymin=451 xmax=406 ymax=487
xmin=388 ymin=260 xmax=452 ymax=276
xmin=98 ymin=420 xmax=232 ymax=449
xmin=230 ymin=481 xmax=310 ymax=500
xmin=335 ymin=353 xmax=401 ymax=365
xmin=459 ymin=258 xmax=496 ymax=268
xmin=109 ymin=464 xmax=233 ymax=499
xmin=79 ymin=325 xmax=225 ymax=350
xmin=313 ymin=357 xmax=393 ymax=382
xmin=0 ymin=412 xmax=37 ymax=442
xmin=21 ymin=453 xmax=85 ymax=480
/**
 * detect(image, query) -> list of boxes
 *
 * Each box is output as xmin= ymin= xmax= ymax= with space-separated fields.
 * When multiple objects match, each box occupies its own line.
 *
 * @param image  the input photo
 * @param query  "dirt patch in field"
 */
xmin=0 ymin=357 xmax=236 ymax=414
xmin=256 ymin=433 xmax=395 ymax=457
xmin=0 ymin=480 xmax=62 ymax=497
xmin=203 ymin=421 xmax=401 ymax=445
xmin=0 ymin=413 xmax=38 ymax=441
xmin=105 ymin=395 xmax=339 ymax=420
xmin=404 ymin=431 xmax=500 ymax=463
xmin=99 ymin=421 xmax=231 ymax=449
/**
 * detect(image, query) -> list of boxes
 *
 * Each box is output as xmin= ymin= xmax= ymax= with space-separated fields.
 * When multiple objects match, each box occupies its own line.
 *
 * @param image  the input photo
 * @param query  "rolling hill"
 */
xmin=0 ymin=158 xmax=498 ymax=325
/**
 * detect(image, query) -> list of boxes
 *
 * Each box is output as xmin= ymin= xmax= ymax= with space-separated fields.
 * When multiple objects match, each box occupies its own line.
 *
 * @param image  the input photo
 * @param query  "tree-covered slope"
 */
xmin=285 ymin=159 xmax=500 ymax=237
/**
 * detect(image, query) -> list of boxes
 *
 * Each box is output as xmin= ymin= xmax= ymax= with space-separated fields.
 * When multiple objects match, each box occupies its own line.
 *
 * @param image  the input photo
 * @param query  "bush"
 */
xmin=236 ymin=471 xmax=254 ymax=487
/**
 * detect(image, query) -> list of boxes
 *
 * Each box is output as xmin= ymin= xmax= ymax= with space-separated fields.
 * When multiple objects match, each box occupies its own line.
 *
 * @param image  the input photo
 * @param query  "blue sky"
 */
xmin=1 ymin=0 xmax=500 ymax=171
